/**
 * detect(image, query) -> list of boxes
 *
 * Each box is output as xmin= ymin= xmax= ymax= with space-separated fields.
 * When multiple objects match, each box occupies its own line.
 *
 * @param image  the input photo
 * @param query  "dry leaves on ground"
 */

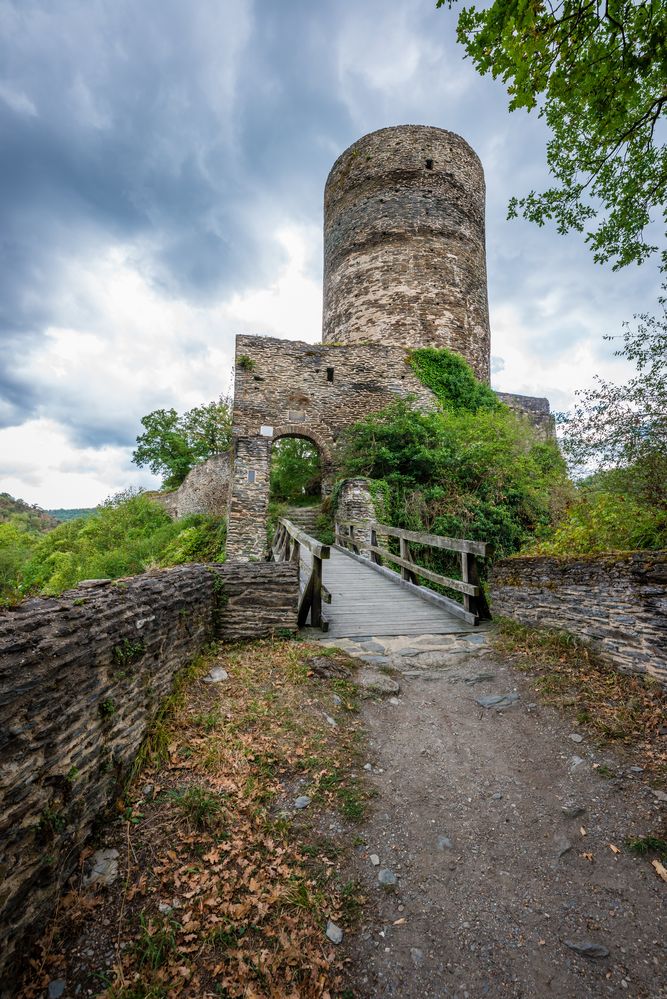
xmin=18 ymin=639 xmax=368 ymax=999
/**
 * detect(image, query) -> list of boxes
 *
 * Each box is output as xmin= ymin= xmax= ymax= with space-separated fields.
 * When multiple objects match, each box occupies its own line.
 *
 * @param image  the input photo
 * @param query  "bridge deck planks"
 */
xmin=300 ymin=546 xmax=473 ymax=638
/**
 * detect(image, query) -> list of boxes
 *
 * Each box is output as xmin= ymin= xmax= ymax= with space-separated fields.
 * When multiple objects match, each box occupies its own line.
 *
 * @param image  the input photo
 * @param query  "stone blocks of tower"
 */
xmin=322 ymin=125 xmax=491 ymax=383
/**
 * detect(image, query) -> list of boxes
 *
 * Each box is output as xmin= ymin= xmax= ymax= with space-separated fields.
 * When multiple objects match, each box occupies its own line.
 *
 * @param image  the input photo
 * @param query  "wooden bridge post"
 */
xmin=399 ymin=536 xmax=418 ymax=584
xmin=461 ymin=552 xmax=491 ymax=620
xmin=311 ymin=555 xmax=323 ymax=628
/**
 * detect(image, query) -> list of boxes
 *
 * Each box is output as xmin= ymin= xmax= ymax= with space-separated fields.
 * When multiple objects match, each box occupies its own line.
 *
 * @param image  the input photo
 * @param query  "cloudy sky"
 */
xmin=0 ymin=0 xmax=661 ymax=508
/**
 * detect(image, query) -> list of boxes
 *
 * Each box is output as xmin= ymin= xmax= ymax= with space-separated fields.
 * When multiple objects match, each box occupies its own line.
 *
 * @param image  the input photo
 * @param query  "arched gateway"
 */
xmin=225 ymin=126 xmax=551 ymax=562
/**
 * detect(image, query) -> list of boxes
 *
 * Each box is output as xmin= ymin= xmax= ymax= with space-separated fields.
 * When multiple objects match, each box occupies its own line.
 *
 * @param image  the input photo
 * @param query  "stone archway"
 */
xmin=271 ymin=423 xmax=335 ymax=496
xmin=225 ymin=422 xmax=335 ymax=562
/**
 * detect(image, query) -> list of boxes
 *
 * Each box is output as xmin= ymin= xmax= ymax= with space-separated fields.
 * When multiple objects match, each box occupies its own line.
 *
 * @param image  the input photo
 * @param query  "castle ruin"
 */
xmin=225 ymin=125 xmax=550 ymax=561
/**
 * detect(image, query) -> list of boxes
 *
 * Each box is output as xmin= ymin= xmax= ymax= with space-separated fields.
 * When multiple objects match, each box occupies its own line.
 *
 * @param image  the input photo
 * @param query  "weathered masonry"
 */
xmin=0 ymin=562 xmax=298 ymax=986
xmin=226 ymin=125 xmax=552 ymax=561
xmin=323 ymin=125 xmax=490 ymax=382
xmin=491 ymin=552 xmax=667 ymax=686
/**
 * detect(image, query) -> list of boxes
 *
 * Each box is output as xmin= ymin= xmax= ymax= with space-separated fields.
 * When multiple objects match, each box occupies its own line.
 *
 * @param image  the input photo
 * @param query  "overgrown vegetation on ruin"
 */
xmin=337 ymin=347 xmax=667 ymax=564
xmin=19 ymin=639 xmax=367 ymax=998
xmin=338 ymin=349 xmax=571 ymax=569
xmin=0 ymin=492 xmax=226 ymax=605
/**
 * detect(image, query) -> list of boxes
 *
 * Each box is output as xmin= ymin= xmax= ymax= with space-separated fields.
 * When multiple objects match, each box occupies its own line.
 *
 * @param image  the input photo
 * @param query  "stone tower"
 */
xmin=322 ymin=125 xmax=491 ymax=383
xmin=224 ymin=125 xmax=551 ymax=561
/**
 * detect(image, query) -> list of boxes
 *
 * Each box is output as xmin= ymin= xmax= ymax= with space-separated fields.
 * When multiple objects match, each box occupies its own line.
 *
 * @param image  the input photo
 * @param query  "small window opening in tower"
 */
xmin=326 ymin=367 xmax=334 ymax=382
xmin=247 ymin=470 xmax=256 ymax=484
xmin=425 ymin=158 xmax=434 ymax=170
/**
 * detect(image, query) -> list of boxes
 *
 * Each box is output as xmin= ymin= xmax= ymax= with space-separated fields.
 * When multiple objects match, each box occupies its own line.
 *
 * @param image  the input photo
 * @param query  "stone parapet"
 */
xmin=148 ymin=452 xmax=231 ymax=519
xmin=0 ymin=562 xmax=297 ymax=988
xmin=495 ymin=392 xmax=555 ymax=440
xmin=491 ymin=552 xmax=667 ymax=685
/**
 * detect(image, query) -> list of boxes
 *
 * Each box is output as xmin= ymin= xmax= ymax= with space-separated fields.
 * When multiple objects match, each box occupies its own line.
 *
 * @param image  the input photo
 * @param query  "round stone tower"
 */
xmin=322 ymin=125 xmax=491 ymax=382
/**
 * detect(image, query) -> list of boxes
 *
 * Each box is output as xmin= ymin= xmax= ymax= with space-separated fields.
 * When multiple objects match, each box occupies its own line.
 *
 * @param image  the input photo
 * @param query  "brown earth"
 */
xmin=333 ymin=634 xmax=666 ymax=999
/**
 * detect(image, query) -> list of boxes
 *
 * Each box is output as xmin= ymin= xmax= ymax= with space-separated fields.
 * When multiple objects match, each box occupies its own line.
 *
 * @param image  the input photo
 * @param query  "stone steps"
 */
xmin=284 ymin=505 xmax=322 ymax=535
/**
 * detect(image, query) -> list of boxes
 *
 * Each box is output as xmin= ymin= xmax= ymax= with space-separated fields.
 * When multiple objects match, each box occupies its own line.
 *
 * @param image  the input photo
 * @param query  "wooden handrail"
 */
xmin=335 ymin=518 xmax=491 ymax=622
xmin=370 ymin=522 xmax=488 ymax=556
xmin=271 ymin=518 xmax=330 ymax=630
xmin=365 ymin=545 xmax=478 ymax=596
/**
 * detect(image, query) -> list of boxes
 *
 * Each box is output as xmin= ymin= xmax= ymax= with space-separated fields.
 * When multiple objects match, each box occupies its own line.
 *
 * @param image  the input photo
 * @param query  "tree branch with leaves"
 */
xmin=439 ymin=0 xmax=667 ymax=271
xmin=132 ymin=396 xmax=232 ymax=490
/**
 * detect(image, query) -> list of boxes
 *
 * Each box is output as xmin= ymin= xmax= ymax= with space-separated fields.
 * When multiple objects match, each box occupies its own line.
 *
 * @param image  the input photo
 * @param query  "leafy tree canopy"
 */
xmin=439 ymin=0 xmax=667 ymax=271
xmin=559 ymin=295 xmax=667 ymax=505
xmin=270 ymin=438 xmax=321 ymax=503
xmin=132 ymin=396 xmax=232 ymax=490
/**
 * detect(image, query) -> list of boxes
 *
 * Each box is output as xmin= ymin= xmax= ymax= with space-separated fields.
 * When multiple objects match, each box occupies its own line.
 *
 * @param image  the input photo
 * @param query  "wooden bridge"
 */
xmin=270 ymin=518 xmax=490 ymax=639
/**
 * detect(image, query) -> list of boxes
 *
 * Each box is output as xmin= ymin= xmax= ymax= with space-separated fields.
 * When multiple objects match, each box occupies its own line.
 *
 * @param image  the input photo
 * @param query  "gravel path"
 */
xmin=321 ymin=632 xmax=667 ymax=999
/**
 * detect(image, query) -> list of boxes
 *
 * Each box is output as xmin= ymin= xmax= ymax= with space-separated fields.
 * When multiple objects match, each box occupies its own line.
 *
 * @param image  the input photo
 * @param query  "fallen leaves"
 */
xmin=493 ymin=621 xmax=667 ymax=772
xmin=651 ymin=859 xmax=667 ymax=883
xmin=18 ymin=639 xmax=366 ymax=999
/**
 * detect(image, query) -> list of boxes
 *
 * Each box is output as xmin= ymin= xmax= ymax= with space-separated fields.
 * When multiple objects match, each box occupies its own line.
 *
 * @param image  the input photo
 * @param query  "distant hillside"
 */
xmin=47 ymin=508 xmax=96 ymax=522
xmin=0 ymin=493 xmax=59 ymax=532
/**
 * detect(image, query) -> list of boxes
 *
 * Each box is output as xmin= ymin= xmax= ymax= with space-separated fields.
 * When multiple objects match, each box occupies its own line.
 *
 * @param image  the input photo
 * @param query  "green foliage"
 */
xmin=527 ymin=490 xmax=667 ymax=556
xmin=0 ymin=492 xmax=226 ymax=605
xmin=409 ymin=347 xmax=500 ymax=412
xmin=0 ymin=521 xmax=38 ymax=605
xmin=0 ymin=492 xmax=59 ymax=532
xmin=339 ymin=397 xmax=570 ymax=567
xmin=237 ymin=354 xmax=256 ymax=371
xmin=537 ymin=297 xmax=667 ymax=555
xmin=113 ymin=639 xmax=146 ymax=667
xmin=99 ymin=698 xmax=117 ymax=720
xmin=624 ymin=835 xmax=667 ymax=856
xmin=560 ymin=297 xmax=667 ymax=507
xmin=439 ymin=0 xmax=667 ymax=273
xmin=270 ymin=437 xmax=321 ymax=502
xmin=135 ymin=912 xmax=179 ymax=970
xmin=132 ymin=396 xmax=231 ymax=490
xmin=167 ymin=786 xmax=226 ymax=830
xmin=47 ymin=508 xmax=95 ymax=522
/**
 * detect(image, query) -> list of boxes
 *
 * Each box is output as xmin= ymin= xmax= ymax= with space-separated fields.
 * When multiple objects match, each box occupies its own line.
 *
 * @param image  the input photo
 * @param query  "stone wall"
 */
xmin=0 ymin=562 xmax=298 ymax=987
xmin=226 ymin=334 xmax=435 ymax=561
xmin=496 ymin=392 xmax=555 ymax=441
xmin=149 ymin=452 xmax=231 ymax=519
xmin=491 ymin=552 xmax=667 ymax=685
xmin=334 ymin=478 xmax=384 ymax=558
xmin=323 ymin=126 xmax=491 ymax=383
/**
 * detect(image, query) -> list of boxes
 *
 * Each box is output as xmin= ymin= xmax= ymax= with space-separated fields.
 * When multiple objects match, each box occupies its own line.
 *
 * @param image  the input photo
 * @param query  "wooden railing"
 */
xmin=336 ymin=520 xmax=491 ymax=621
xmin=270 ymin=518 xmax=330 ymax=630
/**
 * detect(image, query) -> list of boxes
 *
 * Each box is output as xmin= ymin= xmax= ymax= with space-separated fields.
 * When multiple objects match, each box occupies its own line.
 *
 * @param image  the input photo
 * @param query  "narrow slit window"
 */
xmin=247 ymin=470 xmax=256 ymax=484
xmin=425 ymin=158 xmax=433 ymax=170
xmin=326 ymin=367 xmax=334 ymax=383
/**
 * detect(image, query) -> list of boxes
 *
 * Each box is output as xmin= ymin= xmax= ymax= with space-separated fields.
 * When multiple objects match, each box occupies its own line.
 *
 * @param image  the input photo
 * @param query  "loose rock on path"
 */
xmin=319 ymin=630 xmax=667 ymax=998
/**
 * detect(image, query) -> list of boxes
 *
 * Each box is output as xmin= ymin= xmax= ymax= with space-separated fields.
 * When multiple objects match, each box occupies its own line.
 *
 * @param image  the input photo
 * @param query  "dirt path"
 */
xmin=322 ymin=632 xmax=667 ymax=999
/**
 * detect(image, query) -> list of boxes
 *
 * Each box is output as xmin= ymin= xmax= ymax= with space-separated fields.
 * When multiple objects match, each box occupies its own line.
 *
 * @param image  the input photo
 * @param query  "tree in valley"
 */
xmin=132 ymin=396 xmax=232 ymax=490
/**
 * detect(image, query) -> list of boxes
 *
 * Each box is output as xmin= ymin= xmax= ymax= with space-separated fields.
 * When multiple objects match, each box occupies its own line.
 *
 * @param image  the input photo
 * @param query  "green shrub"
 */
xmin=409 ymin=347 xmax=500 ymax=412
xmin=526 ymin=491 xmax=667 ymax=556
xmin=1 ymin=493 xmax=226 ymax=604
xmin=338 ymin=399 xmax=571 ymax=567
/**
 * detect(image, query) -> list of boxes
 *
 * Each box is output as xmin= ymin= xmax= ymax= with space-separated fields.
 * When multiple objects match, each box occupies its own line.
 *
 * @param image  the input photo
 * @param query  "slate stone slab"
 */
xmin=475 ymin=693 xmax=519 ymax=708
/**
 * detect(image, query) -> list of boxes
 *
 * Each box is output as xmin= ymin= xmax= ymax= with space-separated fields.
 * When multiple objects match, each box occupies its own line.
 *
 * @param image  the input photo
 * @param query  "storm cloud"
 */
xmin=0 ymin=0 xmax=660 ymax=505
